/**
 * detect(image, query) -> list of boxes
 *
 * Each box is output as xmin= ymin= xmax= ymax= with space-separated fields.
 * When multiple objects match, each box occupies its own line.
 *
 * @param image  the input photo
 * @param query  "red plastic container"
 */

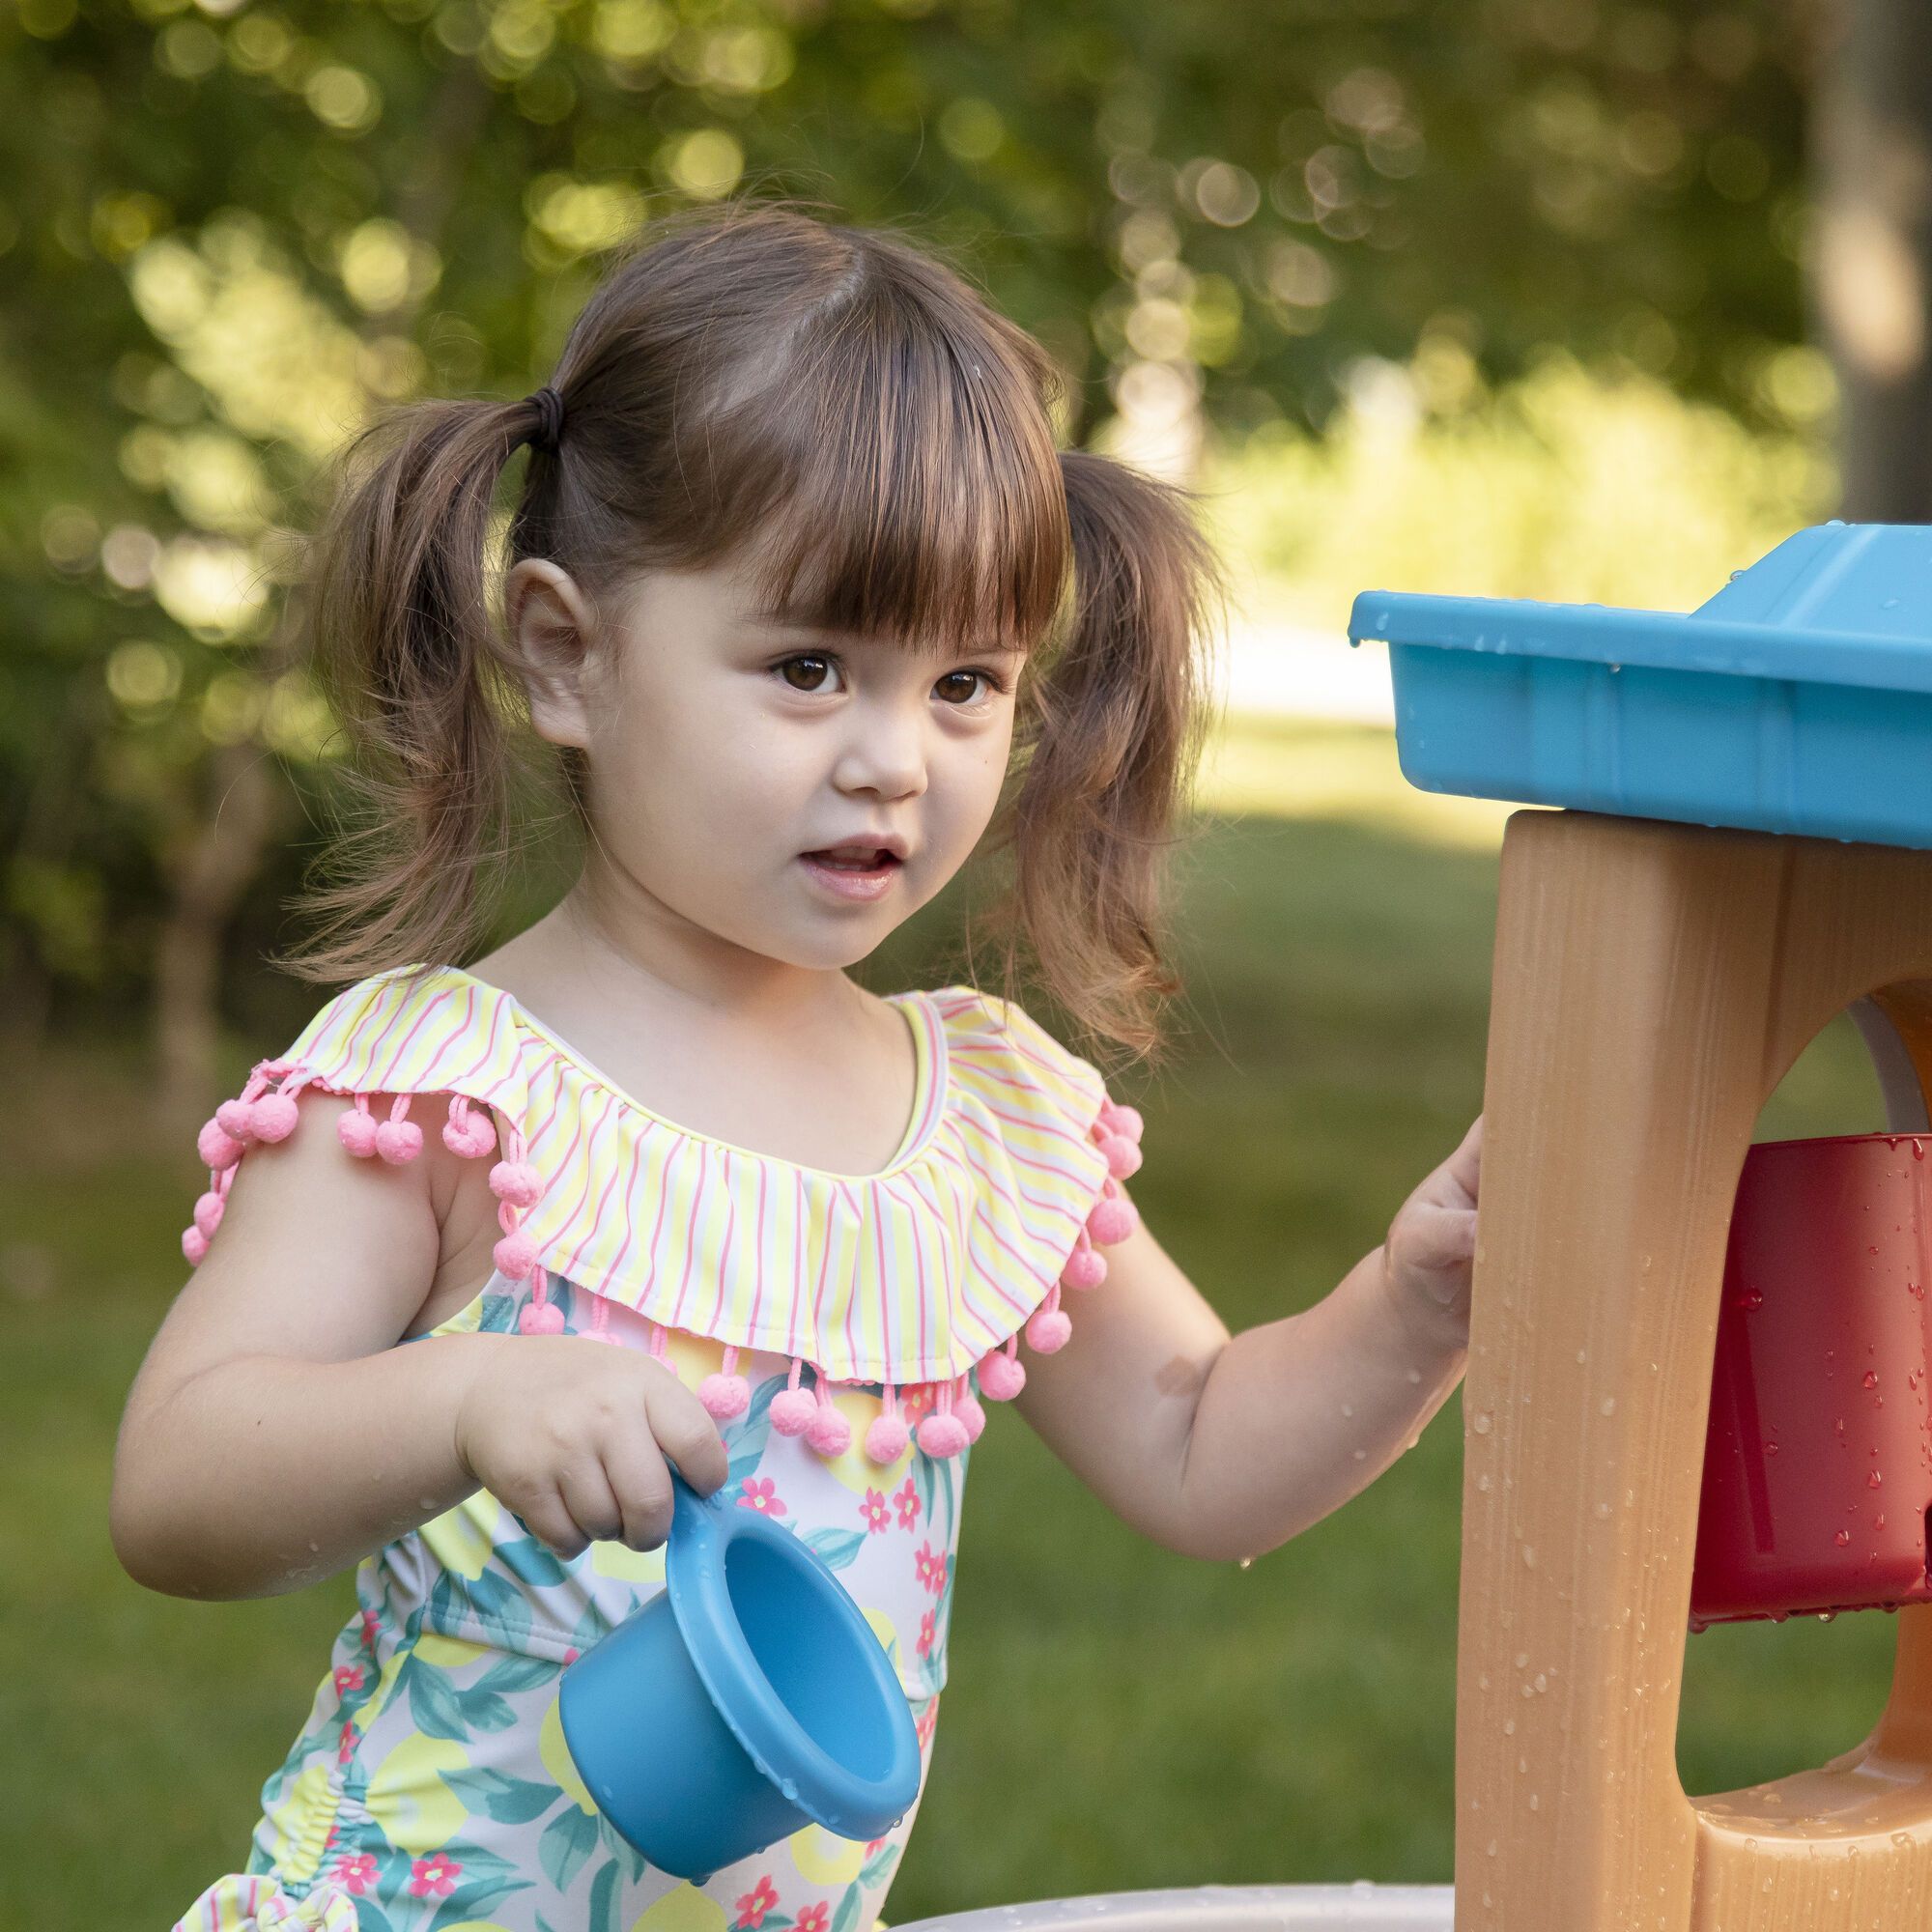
xmin=1691 ymin=1132 xmax=1932 ymax=1629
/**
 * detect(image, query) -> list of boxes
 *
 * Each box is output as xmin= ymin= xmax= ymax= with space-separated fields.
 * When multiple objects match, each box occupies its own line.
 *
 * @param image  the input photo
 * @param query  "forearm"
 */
xmin=1175 ymin=1246 xmax=1466 ymax=1562
xmin=110 ymin=1332 xmax=516 ymax=1602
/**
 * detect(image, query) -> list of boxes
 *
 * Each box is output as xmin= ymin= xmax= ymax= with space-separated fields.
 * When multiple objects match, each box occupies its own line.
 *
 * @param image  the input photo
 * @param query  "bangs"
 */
xmin=704 ymin=283 xmax=1072 ymax=657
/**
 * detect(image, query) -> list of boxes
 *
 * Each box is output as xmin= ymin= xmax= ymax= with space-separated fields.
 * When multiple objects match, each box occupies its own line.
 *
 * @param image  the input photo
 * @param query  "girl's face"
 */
xmin=513 ymin=549 xmax=1027 ymax=972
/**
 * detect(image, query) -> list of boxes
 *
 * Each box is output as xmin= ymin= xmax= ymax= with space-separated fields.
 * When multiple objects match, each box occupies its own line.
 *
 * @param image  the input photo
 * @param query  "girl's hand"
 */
xmin=453 ymin=1339 xmax=732 ymax=1560
xmin=1381 ymin=1115 xmax=1483 ymax=1357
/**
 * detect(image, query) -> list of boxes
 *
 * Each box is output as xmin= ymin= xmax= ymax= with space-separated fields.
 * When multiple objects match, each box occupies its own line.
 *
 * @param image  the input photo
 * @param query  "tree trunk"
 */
xmin=1814 ymin=0 xmax=1932 ymax=519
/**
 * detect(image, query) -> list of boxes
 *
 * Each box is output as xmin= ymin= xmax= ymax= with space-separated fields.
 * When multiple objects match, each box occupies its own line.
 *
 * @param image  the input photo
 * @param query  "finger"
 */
xmin=1400 ymin=1202 xmax=1477 ymax=1297
xmin=556 ymin=1459 xmax=625 ymax=1551
xmin=600 ymin=1428 xmax=676 ymax=1550
xmin=1439 ymin=1116 xmax=1483 ymax=1207
xmin=644 ymin=1381 xmax=732 ymax=1495
xmin=515 ymin=1485 xmax=594 ymax=1563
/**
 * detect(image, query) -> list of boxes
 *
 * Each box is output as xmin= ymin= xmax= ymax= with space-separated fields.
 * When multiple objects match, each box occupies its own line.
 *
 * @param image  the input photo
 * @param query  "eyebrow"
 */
xmin=743 ymin=611 xmax=1029 ymax=655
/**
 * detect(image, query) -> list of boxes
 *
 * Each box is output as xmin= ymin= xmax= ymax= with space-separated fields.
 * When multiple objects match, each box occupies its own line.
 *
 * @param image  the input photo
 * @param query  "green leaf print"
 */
xmin=724 ymin=1374 xmax=782 ymax=1486
xmin=470 ymin=1651 xmax=561 ymax=1696
xmin=539 ymin=1803 xmax=600 ymax=1893
xmin=799 ymin=1527 xmax=867 ymax=1571
xmin=404 ymin=1656 xmax=469 ymax=1742
xmin=351 ymin=1905 xmax=397 ymax=1932
xmin=425 ymin=1871 xmax=534 ymax=1931
xmin=440 ymin=1763 xmax=564 ymax=1825
xmin=497 ymin=1534 xmax=573 ymax=1589
xmin=430 ymin=1565 xmax=545 ymax=1654
xmin=587 ymin=1856 xmax=621 ymax=1932
xmin=831 ymin=1881 xmax=866 ymax=1932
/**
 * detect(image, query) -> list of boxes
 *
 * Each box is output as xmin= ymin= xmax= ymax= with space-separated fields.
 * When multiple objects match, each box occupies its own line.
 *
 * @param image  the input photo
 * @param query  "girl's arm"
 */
xmin=1011 ymin=1120 xmax=1481 ymax=1563
xmin=109 ymin=1086 xmax=516 ymax=1600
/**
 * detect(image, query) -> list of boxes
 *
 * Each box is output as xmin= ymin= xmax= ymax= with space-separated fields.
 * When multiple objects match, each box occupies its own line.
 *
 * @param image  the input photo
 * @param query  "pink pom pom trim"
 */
xmin=699 ymin=1345 xmax=752 ymax=1420
xmin=338 ymin=1099 xmax=379 ymax=1158
xmin=770 ymin=1357 xmax=816 ymax=1436
xmin=916 ymin=1379 xmax=971 ymax=1459
xmin=978 ymin=1338 xmax=1026 ymax=1401
xmin=442 ymin=1095 xmax=497 ymax=1159
xmin=198 ymin=1118 xmax=244 ymax=1170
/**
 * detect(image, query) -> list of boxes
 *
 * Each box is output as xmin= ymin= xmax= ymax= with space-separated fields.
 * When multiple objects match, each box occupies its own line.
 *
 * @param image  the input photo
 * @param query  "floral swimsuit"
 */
xmin=166 ymin=964 xmax=1144 ymax=1932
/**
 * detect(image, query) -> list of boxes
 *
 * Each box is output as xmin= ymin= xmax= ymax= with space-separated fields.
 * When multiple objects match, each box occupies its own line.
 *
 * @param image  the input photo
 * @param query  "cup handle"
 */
xmin=668 ymin=1466 xmax=725 ymax=1543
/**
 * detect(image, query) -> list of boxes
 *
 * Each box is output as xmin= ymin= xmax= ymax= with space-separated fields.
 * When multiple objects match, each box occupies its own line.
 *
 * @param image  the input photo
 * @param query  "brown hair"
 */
xmin=277 ymin=196 xmax=1225 ymax=1061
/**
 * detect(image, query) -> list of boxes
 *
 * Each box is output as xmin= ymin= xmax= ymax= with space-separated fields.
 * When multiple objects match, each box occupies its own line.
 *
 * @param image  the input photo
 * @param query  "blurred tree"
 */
xmin=0 ymin=0 xmax=1813 ymax=1109
xmin=1813 ymin=0 xmax=1932 ymax=519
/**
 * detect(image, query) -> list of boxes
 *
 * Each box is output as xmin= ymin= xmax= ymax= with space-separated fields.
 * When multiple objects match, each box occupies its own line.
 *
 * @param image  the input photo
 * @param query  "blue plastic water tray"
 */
xmin=1346 ymin=522 xmax=1932 ymax=850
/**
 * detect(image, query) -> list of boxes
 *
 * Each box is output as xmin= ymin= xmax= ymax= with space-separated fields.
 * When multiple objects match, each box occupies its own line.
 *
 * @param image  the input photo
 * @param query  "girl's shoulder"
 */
xmin=181 ymin=964 xmax=1147 ymax=1390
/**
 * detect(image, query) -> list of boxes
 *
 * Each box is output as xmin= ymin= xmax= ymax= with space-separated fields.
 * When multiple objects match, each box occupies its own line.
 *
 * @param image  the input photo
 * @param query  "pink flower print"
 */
xmin=325 ymin=1822 xmax=340 ymax=1853
xmin=333 ymin=1663 xmax=365 ymax=1696
xmin=410 ymin=1852 xmax=462 ymax=1898
xmin=893 ymin=1476 xmax=920 ymax=1530
xmin=916 ymin=1609 xmax=936 ymax=1660
xmin=915 ymin=1540 xmax=948 ymax=1595
xmin=864 ymin=1836 xmax=888 ymax=1858
xmin=336 ymin=1721 xmax=356 ymax=1765
xmin=901 ymin=1383 xmax=936 ymax=1423
xmin=733 ymin=1874 xmax=781 ymax=1929
xmin=916 ymin=1695 xmax=940 ymax=1747
xmin=330 ymin=1852 xmax=378 ymax=1895
xmin=737 ymin=1476 xmax=787 ymax=1520
xmin=861 ymin=1488 xmax=891 ymax=1533
xmin=358 ymin=1608 xmax=382 ymax=1649
xmin=797 ymin=1904 xmax=831 ymax=1932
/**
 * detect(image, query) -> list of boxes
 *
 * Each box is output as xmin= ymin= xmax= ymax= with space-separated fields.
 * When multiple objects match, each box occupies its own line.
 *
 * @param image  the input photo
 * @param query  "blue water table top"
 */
xmin=1346 ymin=522 xmax=1932 ymax=852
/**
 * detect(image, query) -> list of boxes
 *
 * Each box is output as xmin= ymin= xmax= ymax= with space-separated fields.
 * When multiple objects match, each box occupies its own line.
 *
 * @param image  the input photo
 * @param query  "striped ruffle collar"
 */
xmin=182 ymin=964 xmax=1144 ymax=1416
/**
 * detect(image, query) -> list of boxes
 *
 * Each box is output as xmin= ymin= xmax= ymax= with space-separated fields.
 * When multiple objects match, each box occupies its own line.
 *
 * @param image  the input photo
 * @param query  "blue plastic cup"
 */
xmin=556 ymin=1469 xmax=923 ymax=1885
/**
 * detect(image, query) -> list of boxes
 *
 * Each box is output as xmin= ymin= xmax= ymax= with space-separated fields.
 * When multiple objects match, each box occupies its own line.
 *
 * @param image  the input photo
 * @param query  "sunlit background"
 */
xmin=6 ymin=0 xmax=1931 ymax=1923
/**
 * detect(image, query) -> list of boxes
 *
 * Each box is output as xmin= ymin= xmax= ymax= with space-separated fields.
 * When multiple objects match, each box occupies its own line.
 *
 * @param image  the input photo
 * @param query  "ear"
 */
xmin=505 ymin=557 xmax=602 ymax=749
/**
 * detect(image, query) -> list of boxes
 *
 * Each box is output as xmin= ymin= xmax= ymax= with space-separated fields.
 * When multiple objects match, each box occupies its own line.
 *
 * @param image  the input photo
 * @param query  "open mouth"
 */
xmin=799 ymin=846 xmax=904 ymax=899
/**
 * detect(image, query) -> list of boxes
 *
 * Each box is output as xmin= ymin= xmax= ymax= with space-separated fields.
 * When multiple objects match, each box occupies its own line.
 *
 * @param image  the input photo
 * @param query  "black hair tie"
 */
xmin=525 ymin=384 xmax=565 ymax=454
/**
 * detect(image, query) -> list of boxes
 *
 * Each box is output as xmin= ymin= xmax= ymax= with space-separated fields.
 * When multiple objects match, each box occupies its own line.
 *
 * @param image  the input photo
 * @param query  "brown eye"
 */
xmin=934 ymin=669 xmax=993 ymax=705
xmin=779 ymin=654 xmax=837 ymax=692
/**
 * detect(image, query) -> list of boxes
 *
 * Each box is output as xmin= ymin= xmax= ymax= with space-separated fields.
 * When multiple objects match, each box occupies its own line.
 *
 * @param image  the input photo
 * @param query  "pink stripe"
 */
xmin=640 ymin=1135 xmax=675 ymax=1300
xmin=964 ymin=1220 xmax=1049 ymax=1322
xmin=809 ymin=1179 xmax=835 ymax=1343
xmin=789 ymin=1169 xmax=810 ymax=1356
xmin=376 ymin=985 xmax=453 ymax=1088
xmin=747 ymin=1160 xmax=769 ymax=1332
xmin=443 ymin=984 xmax=512 ymax=1093
xmin=703 ymin=1150 xmax=738 ymax=1334
xmin=948 ymin=1137 xmax=1060 ymax=1234
xmin=554 ymin=1088 xmax=628 ymax=1280
xmin=520 ymin=1048 xmax=568 ymax=1157
xmin=670 ymin=1141 xmax=706 ymax=1326
xmin=540 ymin=1082 xmax=614 ymax=1277
xmin=901 ymin=1166 xmax=962 ymax=1312
xmin=595 ymin=1124 xmax=652 ymax=1283
xmin=906 ymin=997 xmax=947 ymax=1149
xmin=870 ymin=1186 xmax=888 ymax=1369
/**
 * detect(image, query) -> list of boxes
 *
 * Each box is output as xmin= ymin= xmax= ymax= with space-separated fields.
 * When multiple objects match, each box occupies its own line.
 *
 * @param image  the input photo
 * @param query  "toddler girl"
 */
xmin=111 ymin=200 xmax=1481 ymax=1932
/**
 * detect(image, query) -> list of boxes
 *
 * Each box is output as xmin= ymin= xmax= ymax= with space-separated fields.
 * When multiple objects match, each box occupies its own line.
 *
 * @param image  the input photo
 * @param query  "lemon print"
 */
xmin=862 ymin=1607 xmax=901 ymax=1662
xmin=420 ymin=1491 xmax=500 ymax=1579
xmin=413 ymin=1630 xmax=493 ymax=1672
xmin=589 ymin=1537 xmax=667 ymax=1587
xmin=789 ymin=1821 xmax=867 ymax=1886
xmin=629 ymin=1887 xmax=728 ymax=1930
xmin=539 ymin=1687 xmax=598 ymax=1814
xmin=261 ymin=1755 xmax=336 ymax=1882
xmin=363 ymin=1730 xmax=470 ymax=1854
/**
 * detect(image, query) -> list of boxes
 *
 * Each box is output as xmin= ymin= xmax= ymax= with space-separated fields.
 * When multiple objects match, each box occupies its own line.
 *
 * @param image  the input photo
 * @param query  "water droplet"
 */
xmin=1735 ymin=1288 xmax=1763 ymax=1311
xmin=1600 ymin=1398 xmax=1616 ymax=1416
xmin=1594 ymin=1501 xmax=1611 ymax=1519
xmin=1237 ymin=1555 xmax=1253 ymax=1571
xmin=1341 ymin=1404 xmax=1353 ymax=1418
xmin=1764 ymin=1440 xmax=1779 ymax=1456
xmin=1515 ymin=1653 xmax=1529 ymax=1668
xmin=1472 ymin=1412 xmax=1493 ymax=1435
xmin=1836 ymin=1530 xmax=1852 ymax=1546
xmin=1522 ymin=1545 xmax=1538 ymax=1569
xmin=1864 ymin=1371 xmax=1880 ymax=1389
xmin=1870 ymin=1470 xmax=1884 ymax=1488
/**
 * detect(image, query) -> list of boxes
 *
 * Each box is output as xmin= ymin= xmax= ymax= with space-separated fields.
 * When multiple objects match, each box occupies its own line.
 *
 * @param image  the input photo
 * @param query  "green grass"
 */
xmin=3 ymin=734 xmax=1902 ymax=1925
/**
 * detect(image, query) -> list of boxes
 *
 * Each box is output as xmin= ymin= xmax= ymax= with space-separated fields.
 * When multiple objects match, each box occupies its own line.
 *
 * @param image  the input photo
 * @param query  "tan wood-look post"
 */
xmin=1457 ymin=810 xmax=1932 ymax=1931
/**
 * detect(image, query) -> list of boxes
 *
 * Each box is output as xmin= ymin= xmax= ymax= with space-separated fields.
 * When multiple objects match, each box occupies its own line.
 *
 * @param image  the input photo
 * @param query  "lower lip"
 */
xmin=799 ymin=853 xmax=902 ymax=902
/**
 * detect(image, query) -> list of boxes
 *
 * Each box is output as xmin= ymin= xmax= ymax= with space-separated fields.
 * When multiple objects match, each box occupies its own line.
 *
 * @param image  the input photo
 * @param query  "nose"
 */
xmin=831 ymin=695 xmax=927 ymax=804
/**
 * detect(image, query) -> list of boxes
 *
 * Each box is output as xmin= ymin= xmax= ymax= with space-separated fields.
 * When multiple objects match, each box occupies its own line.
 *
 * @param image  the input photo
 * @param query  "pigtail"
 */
xmin=272 ymin=391 xmax=560 ymax=984
xmin=998 ymin=448 xmax=1226 ymax=1064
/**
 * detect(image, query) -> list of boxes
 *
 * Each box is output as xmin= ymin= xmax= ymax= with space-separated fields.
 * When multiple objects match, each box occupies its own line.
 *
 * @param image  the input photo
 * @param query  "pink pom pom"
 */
xmin=770 ymin=1387 xmax=816 ymax=1436
xmin=1105 ymin=1101 xmax=1145 ymax=1143
xmin=1097 ymin=1132 xmax=1142 ymax=1179
xmin=215 ymin=1097 xmax=258 ymax=1142
xmin=916 ymin=1411 xmax=971 ymax=1458
xmin=490 ymin=1159 xmax=542 ymax=1208
xmin=197 ymin=1118 xmax=244 ymax=1170
xmin=338 ymin=1108 xmax=379 ymax=1157
xmin=519 ymin=1298 xmax=565 ymax=1335
xmin=182 ymin=1225 xmax=209 ymax=1265
xmin=250 ymin=1093 xmax=300 ymax=1144
xmin=494 ymin=1228 xmax=539 ymax=1279
xmin=957 ymin=1386 xmax=986 ymax=1443
xmin=1026 ymin=1304 xmax=1073 ymax=1353
xmin=865 ymin=1412 xmax=911 ymax=1463
xmin=1086 ymin=1195 xmax=1137 ymax=1245
xmin=374 ymin=1119 xmax=422 ymax=1164
xmin=978 ymin=1349 xmax=1026 ymax=1401
xmin=699 ymin=1373 xmax=752 ymax=1421
xmin=807 ymin=1405 xmax=852 ymax=1457
xmin=1062 ymin=1245 xmax=1107 ymax=1291
xmin=443 ymin=1109 xmax=497 ymax=1159
xmin=192 ymin=1190 xmax=225 ymax=1238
